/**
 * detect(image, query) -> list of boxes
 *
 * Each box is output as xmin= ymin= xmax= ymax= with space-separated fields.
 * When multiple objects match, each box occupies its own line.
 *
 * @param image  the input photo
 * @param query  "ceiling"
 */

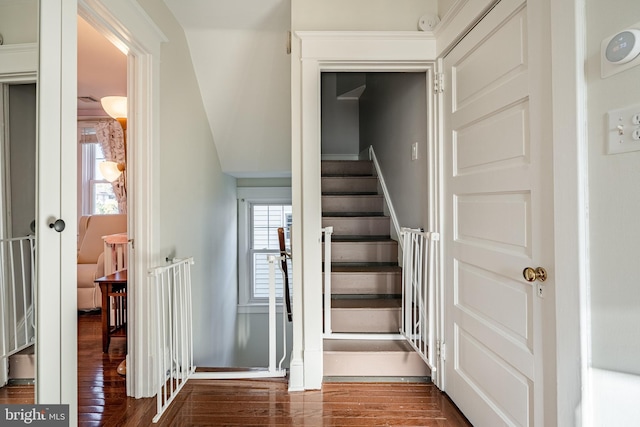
xmin=77 ymin=16 xmax=127 ymax=117
xmin=76 ymin=1 xmax=292 ymax=177
xmin=77 ymin=1 xmax=287 ymax=118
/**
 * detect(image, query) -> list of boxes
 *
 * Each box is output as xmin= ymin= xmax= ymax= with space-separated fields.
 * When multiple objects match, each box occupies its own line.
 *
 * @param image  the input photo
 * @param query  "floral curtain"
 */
xmin=95 ymin=120 xmax=127 ymax=213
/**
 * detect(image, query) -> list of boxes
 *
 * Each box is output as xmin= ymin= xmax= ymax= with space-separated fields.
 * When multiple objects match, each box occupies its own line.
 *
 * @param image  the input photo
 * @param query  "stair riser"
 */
xmin=321 ymin=177 xmax=378 ymax=193
xmin=324 ymin=351 xmax=431 ymax=377
xmin=323 ymin=217 xmax=390 ymax=236
xmin=331 ymin=307 xmax=400 ymax=333
xmin=324 ymin=272 xmax=401 ymax=295
xmin=8 ymin=353 xmax=35 ymax=380
xmin=323 ymin=242 xmax=397 ymax=263
xmin=321 ymin=161 xmax=373 ymax=176
xmin=322 ymin=195 xmax=383 ymax=213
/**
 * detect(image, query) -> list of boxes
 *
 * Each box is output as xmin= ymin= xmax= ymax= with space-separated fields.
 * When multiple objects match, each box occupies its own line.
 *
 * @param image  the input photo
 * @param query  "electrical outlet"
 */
xmin=411 ymin=142 xmax=418 ymax=161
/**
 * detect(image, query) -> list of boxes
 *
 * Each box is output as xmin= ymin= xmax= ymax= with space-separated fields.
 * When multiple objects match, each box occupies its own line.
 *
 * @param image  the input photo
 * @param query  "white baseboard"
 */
xmin=288 ymin=356 xmax=305 ymax=392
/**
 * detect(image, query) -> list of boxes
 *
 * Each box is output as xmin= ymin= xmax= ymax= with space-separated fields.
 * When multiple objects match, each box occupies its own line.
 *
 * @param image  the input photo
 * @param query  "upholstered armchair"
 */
xmin=77 ymin=214 xmax=127 ymax=311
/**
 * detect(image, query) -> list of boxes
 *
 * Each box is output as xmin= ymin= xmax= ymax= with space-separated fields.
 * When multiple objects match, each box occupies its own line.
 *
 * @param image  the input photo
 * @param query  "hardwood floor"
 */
xmin=1 ymin=311 xmax=472 ymax=426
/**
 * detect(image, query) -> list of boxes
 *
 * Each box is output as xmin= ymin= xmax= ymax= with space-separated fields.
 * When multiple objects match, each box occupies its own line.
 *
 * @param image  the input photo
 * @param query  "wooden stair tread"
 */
xmin=322 ymin=173 xmax=374 ymax=177
xmin=322 ymin=212 xmax=385 ymax=217
xmin=331 ymin=299 xmax=401 ymax=309
xmin=324 ymin=339 xmax=415 ymax=353
xmin=329 ymin=264 xmax=401 ymax=273
xmin=326 ymin=235 xmax=392 ymax=242
xmin=322 ymin=191 xmax=379 ymax=196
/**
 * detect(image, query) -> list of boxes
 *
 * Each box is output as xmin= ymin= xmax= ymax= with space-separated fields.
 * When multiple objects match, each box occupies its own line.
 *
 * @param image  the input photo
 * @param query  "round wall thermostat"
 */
xmin=605 ymin=29 xmax=640 ymax=64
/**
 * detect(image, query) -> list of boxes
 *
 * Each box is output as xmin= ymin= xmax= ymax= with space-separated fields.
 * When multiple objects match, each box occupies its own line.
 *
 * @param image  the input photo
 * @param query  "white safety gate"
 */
xmin=150 ymin=254 xmax=288 ymax=423
xmin=150 ymin=257 xmax=196 ymax=423
xmin=400 ymin=228 xmax=439 ymax=371
xmin=0 ymin=236 xmax=36 ymax=385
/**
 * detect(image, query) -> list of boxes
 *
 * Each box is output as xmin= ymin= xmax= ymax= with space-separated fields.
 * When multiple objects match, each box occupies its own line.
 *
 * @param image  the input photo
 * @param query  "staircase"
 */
xmin=321 ymin=160 xmax=430 ymax=379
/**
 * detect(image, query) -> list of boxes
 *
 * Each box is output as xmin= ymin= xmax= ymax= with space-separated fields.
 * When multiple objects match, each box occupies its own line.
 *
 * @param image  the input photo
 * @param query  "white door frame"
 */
xmin=77 ymin=0 xmax=166 ymax=398
xmin=0 ymin=42 xmax=38 ymax=393
xmin=291 ymin=31 xmax=437 ymax=390
xmin=548 ymin=0 xmax=588 ymax=424
xmin=37 ymin=0 xmax=78 ymax=421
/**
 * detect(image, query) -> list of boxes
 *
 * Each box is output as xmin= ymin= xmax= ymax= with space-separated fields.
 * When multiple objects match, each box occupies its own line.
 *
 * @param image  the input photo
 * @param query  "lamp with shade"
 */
xmin=99 ymin=96 xmax=127 ymax=182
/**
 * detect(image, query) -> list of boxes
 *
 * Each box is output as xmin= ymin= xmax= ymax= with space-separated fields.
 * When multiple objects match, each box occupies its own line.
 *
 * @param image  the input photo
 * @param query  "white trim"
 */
xmin=36 ymin=1 xmax=78 ymax=422
xmin=0 ymin=43 xmax=37 ymax=82
xmin=78 ymin=0 xmax=167 ymax=399
xmin=550 ymin=0 xmax=588 ymax=425
xmin=192 ymin=370 xmax=287 ymax=380
xmin=435 ymin=0 xmax=500 ymax=57
xmin=237 ymin=187 xmax=292 ymax=309
xmin=292 ymin=31 xmax=436 ymax=391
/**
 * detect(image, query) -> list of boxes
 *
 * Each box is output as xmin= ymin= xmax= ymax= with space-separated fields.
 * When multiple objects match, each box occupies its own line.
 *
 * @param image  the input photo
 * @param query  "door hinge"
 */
xmin=437 ymin=340 xmax=446 ymax=361
xmin=436 ymin=340 xmax=446 ymax=360
xmin=434 ymin=72 xmax=444 ymax=94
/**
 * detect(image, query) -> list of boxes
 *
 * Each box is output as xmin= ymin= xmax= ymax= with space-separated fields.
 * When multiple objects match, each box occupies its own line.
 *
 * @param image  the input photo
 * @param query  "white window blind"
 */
xmin=251 ymin=204 xmax=292 ymax=300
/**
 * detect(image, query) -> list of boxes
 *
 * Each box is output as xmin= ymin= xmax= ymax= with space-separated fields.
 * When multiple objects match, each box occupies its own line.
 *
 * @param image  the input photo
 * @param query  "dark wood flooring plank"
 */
xmin=0 ymin=311 xmax=472 ymax=426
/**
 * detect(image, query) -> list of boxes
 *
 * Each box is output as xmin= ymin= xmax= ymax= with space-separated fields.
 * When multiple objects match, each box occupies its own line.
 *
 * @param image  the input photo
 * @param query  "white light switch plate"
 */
xmin=607 ymin=104 xmax=640 ymax=154
xmin=411 ymin=142 xmax=418 ymax=160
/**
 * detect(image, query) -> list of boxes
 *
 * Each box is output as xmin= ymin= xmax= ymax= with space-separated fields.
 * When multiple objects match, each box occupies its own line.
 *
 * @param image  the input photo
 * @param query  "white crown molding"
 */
xmin=0 ymin=43 xmax=37 ymax=81
xmin=78 ymin=0 xmax=167 ymax=56
xmin=295 ymin=31 xmax=436 ymax=61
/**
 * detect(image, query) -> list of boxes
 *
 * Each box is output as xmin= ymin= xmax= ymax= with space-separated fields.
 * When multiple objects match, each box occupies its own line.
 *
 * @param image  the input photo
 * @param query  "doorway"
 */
xmin=76 ymin=14 xmax=128 ymax=411
xmin=0 ymin=82 xmax=37 ymax=395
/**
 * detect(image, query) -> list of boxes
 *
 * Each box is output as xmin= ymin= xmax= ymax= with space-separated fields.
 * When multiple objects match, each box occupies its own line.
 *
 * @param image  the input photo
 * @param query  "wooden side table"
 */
xmin=94 ymin=270 xmax=127 ymax=353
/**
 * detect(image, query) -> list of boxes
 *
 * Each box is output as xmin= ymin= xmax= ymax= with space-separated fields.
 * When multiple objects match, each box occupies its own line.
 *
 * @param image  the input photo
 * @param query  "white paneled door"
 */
xmin=443 ymin=0 xmax=554 ymax=425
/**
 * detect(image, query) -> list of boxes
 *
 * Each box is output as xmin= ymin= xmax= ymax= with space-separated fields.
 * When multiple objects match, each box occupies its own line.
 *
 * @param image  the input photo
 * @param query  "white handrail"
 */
xmin=322 ymin=226 xmax=333 ymax=335
xmin=369 ymin=146 xmax=402 ymax=247
xmin=0 ymin=236 xmax=36 ymax=368
xmin=150 ymin=257 xmax=195 ymax=423
xmin=400 ymin=227 xmax=439 ymax=371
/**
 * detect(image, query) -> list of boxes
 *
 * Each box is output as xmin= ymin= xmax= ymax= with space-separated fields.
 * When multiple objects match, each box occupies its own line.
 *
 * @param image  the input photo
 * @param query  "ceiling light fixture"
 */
xmin=99 ymin=96 xmax=127 ymax=182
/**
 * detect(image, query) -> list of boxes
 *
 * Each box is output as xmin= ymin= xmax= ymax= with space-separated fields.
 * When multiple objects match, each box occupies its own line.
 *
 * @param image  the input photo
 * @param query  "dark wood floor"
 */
xmin=1 ymin=311 xmax=471 ymax=426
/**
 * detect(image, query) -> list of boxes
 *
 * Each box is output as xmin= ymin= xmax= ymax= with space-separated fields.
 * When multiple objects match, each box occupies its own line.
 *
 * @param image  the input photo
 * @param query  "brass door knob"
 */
xmin=523 ymin=267 xmax=547 ymax=282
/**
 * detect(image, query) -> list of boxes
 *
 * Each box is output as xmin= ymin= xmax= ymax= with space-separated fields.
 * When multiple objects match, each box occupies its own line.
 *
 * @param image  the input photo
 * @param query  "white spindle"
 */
xmin=400 ymin=228 xmax=439 ymax=372
xmin=150 ymin=257 xmax=196 ymax=423
xmin=0 ymin=236 xmax=37 ymax=376
xmin=322 ymin=226 xmax=333 ymax=336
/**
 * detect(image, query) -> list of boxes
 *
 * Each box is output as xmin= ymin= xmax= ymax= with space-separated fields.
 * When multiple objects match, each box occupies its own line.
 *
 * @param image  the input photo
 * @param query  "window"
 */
xmin=79 ymin=125 xmax=118 ymax=215
xmin=238 ymin=187 xmax=292 ymax=311
xmin=251 ymin=204 xmax=292 ymax=299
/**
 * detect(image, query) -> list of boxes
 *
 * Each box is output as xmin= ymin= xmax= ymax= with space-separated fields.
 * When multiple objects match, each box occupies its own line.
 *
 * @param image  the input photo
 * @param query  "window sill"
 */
xmin=237 ymin=303 xmax=285 ymax=314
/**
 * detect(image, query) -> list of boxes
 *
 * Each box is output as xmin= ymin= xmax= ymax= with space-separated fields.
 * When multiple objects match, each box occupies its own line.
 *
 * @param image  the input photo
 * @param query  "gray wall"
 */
xmin=359 ymin=73 xmax=429 ymax=229
xmin=292 ymin=0 xmax=437 ymax=31
xmin=8 ymin=84 xmax=37 ymax=237
xmin=0 ymin=0 xmax=37 ymax=44
xmin=586 ymin=0 xmax=640 ymax=374
xmin=321 ymin=73 xmax=360 ymax=158
xmin=138 ymin=0 xmax=238 ymax=367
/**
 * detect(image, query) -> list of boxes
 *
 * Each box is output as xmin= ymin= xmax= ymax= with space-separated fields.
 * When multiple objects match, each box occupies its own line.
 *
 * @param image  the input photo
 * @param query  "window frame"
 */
xmin=237 ymin=187 xmax=292 ymax=313
xmin=78 ymin=123 xmax=118 ymax=216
